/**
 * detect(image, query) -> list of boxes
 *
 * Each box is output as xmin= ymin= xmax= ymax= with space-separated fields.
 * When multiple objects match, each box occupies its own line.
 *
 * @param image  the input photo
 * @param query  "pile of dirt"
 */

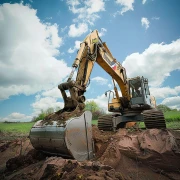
xmin=6 ymin=149 xmax=46 ymax=172
xmin=2 ymin=157 xmax=125 ymax=180
xmin=42 ymin=106 xmax=85 ymax=125
xmin=0 ymin=126 xmax=180 ymax=180
xmin=0 ymin=138 xmax=33 ymax=174
xmin=92 ymin=126 xmax=180 ymax=179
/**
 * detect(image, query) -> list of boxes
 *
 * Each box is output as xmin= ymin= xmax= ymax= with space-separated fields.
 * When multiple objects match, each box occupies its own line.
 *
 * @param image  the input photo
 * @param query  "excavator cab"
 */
xmin=129 ymin=76 xmax=151 ymax=109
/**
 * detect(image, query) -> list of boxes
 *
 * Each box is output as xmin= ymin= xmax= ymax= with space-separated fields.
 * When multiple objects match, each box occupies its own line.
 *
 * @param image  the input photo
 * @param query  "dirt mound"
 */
xmin=2 ymin=158 xmax=124 ymax=180
xmin=42 ymin=106 xmax=85 ymax=125
xmin=92 ymin=126 xmax=180 ymax=179
xmin=0 ymin=126 xmax=180 ymax=180
xmin=6 ymin=149 xmax=46 ymax=172
xmin=0 ymin=138 xmax=33 ymax=174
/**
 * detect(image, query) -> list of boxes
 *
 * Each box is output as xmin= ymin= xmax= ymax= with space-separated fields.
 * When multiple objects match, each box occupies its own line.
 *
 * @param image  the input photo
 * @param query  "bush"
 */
xmin=92 ymin=110 xmax=105 ymax=120
xmin=31 ymin=108 xmax=56 ymax=122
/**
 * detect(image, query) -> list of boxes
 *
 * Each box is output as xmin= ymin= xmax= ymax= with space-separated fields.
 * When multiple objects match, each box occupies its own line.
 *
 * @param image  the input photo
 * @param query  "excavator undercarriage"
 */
xmin=98 ymin=109 xmax=166 ymax=131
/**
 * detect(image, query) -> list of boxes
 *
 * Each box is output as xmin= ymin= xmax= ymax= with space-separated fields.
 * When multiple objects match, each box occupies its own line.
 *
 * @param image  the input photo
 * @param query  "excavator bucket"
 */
xmin=29 ymin=111 xmax=94 ymax=161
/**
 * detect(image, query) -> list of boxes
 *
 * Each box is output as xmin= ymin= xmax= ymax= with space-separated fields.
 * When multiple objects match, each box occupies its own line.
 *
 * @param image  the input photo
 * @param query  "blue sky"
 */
xmin=0 ymin=0 xmax=180 ymax=122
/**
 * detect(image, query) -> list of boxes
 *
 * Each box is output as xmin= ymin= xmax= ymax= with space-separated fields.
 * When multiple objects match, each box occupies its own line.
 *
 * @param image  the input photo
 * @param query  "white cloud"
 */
xmin=91 ymin=76 xmax=108 ymax=85
xmin=31 ymin=97 xmax=64 ymax=115
xmin=68 ymin=23 xmax=88 ymax=37
xmin=141 ymin=17 xmax=150 ymax=29
xmin=115 ymin=0 xmax=134 ymax=15
xmin=67 ymin=0 xmax=105 ymax=25
xmin=0 ymin=3 xmax=71 ymax=100
xmin=42 ymin=87 xmax=62 ymax=99
xmin=150 ymin=86 xmax=180 ymax=99
xmin=152 ymin=16 xmax=160 ymax=20
xmin=0 ymin=112 xmax=32 ymax=122
xmin=61 ymin=26 xmax=68 ymax=32
xmin=67 ymin=0 xmax=105 ymax=37
xmin=98 ymin=28 xmax=107 ymax=37
xmin=68 ymin=40 xmax=81 ymax=53
xmin=108 ymin=84 xmax=112 ymax=88
xmin=162 ymin=96 xmax=180 ymax=110
xmin=142 ymin=0 xmax=147 ymax=4
xmin=122 ymin=39 xmax=180 ymax=87
xmin=87 ymin=93 xmax=108 ymax=112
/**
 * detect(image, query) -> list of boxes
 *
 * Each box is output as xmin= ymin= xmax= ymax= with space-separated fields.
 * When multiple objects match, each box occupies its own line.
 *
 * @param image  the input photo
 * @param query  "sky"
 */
xmin=0 ymin=0 xmax=180 ymax=122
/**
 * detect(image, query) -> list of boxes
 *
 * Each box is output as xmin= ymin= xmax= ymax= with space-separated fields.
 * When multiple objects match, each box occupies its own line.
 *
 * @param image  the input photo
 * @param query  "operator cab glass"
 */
xmin=129 ymin=77 xmax=151 ymax=108
xmin=129 ymin=77 xmax=142 ymax=98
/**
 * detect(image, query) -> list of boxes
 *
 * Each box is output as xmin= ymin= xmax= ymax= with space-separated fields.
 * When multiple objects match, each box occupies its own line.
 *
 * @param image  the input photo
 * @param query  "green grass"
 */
xmin=137 ymin=121 xmax=180 ymax=129
xmin=0 ymin=112 xmax=179 ymax=136
xmin=92 ymin=119 xmax=98 ymax=125
xmin=92 ymin=119 xmax=180 ymax=129
xmin=164 ymin=111 xmax=180 ymax=122
xmin=0 ymin=122 xmax=34 ymax=133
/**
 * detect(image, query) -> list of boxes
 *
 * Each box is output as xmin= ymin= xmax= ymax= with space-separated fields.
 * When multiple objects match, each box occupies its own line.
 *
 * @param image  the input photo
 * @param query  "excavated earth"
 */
xmin=0 ymin=126 xmax=180 ymax=180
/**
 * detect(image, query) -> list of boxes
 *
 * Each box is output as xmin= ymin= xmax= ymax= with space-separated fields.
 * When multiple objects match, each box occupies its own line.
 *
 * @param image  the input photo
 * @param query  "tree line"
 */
xmin=32 ymin=101 xmax=105 ymax=122
xmin=32 ymin=102 xmax=179 ymax=122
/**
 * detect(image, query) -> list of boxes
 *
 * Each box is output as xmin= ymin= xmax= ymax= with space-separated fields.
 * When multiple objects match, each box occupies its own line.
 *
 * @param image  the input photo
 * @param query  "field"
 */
xmin=164 ymin=111 xmax=180 ymax=121
xmin=0 ymin=122 xmax=34 ymax=134
xmin=0 ymin=114 xmax=179 ymax=136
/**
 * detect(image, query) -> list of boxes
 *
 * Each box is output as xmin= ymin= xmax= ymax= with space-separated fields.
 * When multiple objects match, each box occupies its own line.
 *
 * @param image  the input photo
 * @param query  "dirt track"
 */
xmin=0 ymin=126 xmax=180 ymax=180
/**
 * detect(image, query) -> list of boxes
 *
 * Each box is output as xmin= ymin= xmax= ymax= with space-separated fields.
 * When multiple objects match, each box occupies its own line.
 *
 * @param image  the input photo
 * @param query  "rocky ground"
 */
xmin=0 ymin=126 xmax=180 ymax=180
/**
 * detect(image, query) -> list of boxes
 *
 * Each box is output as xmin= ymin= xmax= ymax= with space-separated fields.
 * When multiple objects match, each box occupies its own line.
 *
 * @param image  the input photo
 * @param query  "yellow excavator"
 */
xmin=30 ymin=30 xmax=166 ymax=161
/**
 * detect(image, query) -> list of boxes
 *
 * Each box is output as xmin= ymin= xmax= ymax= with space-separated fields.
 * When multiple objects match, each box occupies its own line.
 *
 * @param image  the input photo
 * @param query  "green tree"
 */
xmin=32 ymin=108 xmax=55 ymax=122
xmin=85 ymin=100 xmax=100 ymax=112
xmin=85 ymin=101 xmax=105 ymax=120
xmin=157 ymin=104 xmax=171 ymax=112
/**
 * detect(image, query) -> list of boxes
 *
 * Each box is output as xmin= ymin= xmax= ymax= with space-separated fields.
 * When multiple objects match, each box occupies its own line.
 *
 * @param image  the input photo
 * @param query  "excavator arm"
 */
xmin=59 ymin=30 xmax=129 ymax=113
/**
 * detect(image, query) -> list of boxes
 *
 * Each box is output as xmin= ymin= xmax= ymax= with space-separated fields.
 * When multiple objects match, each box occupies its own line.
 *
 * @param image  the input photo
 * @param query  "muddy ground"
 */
xmin=0 ymin=126 xmax=180 ymax=180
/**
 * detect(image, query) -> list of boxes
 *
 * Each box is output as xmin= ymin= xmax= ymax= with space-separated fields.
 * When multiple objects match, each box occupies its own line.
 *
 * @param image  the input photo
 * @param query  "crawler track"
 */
xmin=98 ymin=114 xmax=114 ymax=131
xmin=98 ymin=109 xmax=167 ymax=131
xmin=143 ymin=109 xmax=166 ymax=129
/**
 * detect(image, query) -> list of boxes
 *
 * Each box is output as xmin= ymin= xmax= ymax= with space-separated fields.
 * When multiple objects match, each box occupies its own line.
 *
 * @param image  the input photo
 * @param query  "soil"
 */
xmin=43 ymin=106 xmax=85 ymax=125
xmin=0 ymin=126 xmax=180 ymax=180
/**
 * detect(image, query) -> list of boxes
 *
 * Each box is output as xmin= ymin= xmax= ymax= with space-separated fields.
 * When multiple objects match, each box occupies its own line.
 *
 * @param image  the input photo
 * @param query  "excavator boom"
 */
xmin=59 ymin=30 xmax=129 ymax=114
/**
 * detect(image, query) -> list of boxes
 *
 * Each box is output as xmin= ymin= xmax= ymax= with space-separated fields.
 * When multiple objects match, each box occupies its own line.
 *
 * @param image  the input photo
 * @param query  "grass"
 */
xmin=138 ymin=121 xmax=180 ymax=129
xmin=92 ymin=120 xmax=98 ymax=125
xmin=92 ymin=119 xmax=180 ymax=129
xmin=164 ymin=111 xmax=180 ymax=122
xmin=0 ymin=122 xmax=34 ymax=134
xmin=0 ymin=111 xmax=179 ymax=135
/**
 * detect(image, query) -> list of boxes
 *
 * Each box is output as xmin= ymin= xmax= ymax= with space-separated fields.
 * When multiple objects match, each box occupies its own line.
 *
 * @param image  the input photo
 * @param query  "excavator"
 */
xmin=30 ymin=30 xmax=166 ymax=161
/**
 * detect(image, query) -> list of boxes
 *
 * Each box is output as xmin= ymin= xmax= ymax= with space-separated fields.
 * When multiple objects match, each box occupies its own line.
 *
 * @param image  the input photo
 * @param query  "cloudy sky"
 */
xmin=0 ymin=0 xmax=180 ymax=122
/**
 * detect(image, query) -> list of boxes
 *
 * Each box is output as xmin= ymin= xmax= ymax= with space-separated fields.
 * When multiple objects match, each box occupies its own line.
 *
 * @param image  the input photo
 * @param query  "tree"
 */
xmin=31 ymin=108 xmax=55 ymax=122
xmin=85 ymin=101 xmax=105 ymax=120
xmin=85 ymin=100 xmax=100 ymax=112
xmin=157 ymin=104 xmax=171 ymax=112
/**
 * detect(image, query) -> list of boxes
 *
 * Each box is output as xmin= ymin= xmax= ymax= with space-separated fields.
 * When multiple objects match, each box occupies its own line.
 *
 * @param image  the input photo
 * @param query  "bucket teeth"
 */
xmin=143 ymin=109 xmax=166 ymax=129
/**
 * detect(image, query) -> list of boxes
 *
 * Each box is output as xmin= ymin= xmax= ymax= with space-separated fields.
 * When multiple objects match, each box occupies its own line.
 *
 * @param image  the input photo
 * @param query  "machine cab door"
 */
xmin=129 ymin=77 xmax=151 ymax=107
